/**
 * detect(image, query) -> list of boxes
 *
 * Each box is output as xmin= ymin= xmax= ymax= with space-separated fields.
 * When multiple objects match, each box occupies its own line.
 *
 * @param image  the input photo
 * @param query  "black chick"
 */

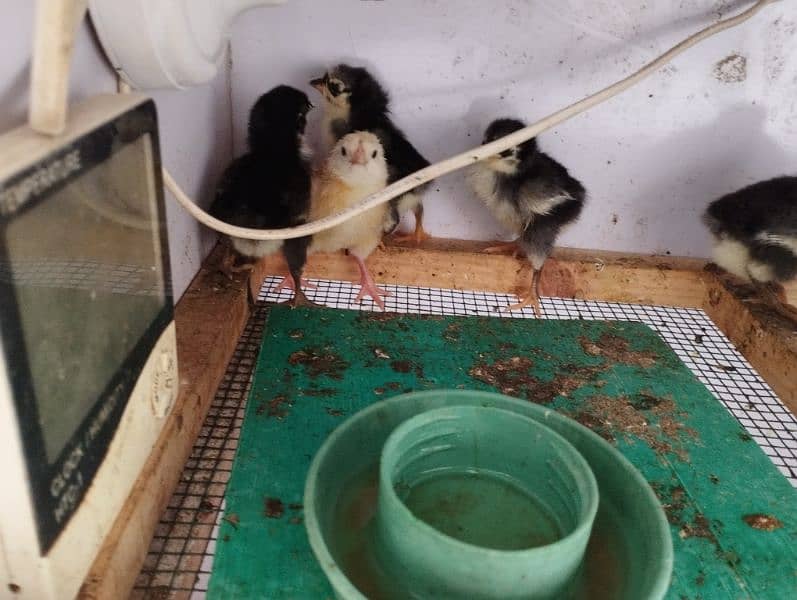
xmin=310 ymin=64 xmax=431 ymax=243
xmin=209 ymin=85 xmax=315 ymax=307
xmin=467 ymin=118 xmax=586 ymax=316
xmin=703 ymin=176 xmax=797 ymax=321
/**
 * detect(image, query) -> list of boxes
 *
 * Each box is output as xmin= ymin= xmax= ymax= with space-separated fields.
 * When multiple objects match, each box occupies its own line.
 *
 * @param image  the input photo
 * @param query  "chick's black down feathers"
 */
xmin=209 ymin=85 xmax=314 ymax=303
xmin=704 ymin=176 xmax=797 ymax=283
xmin=482 ymin=118 xmax=585 ymax=266
xmin=319 ymin=64 xmax=430 ymax=232
xmin=468 ymin=118 xmax=586 ymax=314
xmin=338 ymin=65 xmax=429 ymax=183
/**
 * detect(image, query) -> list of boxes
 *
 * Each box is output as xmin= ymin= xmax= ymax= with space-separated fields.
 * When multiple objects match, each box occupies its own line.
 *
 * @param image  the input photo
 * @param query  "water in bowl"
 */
xmin=329 ymin=463 xmax=624 ymax=600
xmin=397 ymin=469 xmax=562 ymax=550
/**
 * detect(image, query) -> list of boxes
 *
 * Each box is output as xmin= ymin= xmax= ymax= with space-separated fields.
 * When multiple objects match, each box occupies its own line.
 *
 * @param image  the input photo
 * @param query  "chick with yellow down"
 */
xmin=310 ymin=131 xmax=391 ymax=310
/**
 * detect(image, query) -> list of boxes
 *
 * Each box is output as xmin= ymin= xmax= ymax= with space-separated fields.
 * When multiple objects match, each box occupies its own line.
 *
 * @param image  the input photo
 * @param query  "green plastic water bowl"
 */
xmin=374 ymin=405 xmax=599 ymax=599
xmin=304 ymin=390 xmax=673 ymax=599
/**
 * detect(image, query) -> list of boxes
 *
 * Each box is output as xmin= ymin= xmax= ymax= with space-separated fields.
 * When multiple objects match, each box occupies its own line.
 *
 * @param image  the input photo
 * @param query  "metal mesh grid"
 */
xmin=131 ymin=277 xmax=797 ymax=599
xmin=0 ymin=258 xmax=166 ymax=296
xmin=129 ymin=308 xmax=267 ymax=600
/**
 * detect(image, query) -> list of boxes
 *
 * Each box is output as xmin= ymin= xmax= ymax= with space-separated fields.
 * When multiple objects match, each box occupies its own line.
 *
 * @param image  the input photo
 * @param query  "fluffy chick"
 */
xmin=310 ymin=64 xmax=431 ymax=244
xmin=309 ymin=132 xmax=390 ymax=310
xmin=467 ymin=118 xmax=586 ymax=315
xmin=209 ymin=85 xmax=315 ymax=306
xmin=703 ymin=176 xmax=797 ymax=321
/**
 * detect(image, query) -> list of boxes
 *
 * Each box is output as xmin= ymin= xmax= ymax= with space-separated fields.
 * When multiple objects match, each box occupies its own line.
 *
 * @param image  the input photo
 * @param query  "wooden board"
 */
xmin=701 ymin=270 xmax=797 ymax=413
xmin=253 ymin=239 xmax=709 ymax=309
xmin=79 ymin=244 xmax=252 ymax=599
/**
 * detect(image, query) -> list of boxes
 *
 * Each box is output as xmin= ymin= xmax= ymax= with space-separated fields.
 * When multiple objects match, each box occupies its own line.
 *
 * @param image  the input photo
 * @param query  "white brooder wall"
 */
xmin=231 ymin=0 xmax=797 ymax=258
xmin=0 ymin=1 xmax=233 ymax=300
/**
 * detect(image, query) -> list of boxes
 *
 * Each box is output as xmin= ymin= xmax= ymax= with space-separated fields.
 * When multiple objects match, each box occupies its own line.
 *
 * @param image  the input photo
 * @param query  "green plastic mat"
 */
xmin=208 ymin=306 xmax=797 ymax=599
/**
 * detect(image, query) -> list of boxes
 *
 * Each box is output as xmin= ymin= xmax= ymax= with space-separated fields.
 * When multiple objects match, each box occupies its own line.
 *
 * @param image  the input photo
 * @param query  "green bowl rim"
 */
xmin=304 ymin=389 xmax=674 ymax=600
xmin=378 ymin=404 xmax=600 ymax=557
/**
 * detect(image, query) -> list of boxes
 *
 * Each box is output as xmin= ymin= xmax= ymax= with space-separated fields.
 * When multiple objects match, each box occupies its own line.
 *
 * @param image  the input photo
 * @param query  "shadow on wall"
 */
xmin=0 ymin=62 xmax=30 ymax=132
xmin=624 ymin=103 xmax=796 ymax=256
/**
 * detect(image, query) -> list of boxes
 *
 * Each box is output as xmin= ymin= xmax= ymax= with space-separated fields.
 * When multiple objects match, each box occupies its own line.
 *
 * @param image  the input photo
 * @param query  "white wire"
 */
xmin=162 ymin=0 xmax=777 ymax=241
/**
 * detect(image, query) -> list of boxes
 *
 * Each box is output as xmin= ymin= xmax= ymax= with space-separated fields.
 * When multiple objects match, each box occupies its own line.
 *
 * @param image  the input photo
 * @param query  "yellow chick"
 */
xmin=310 ymin=131 xmax=390 ymax=309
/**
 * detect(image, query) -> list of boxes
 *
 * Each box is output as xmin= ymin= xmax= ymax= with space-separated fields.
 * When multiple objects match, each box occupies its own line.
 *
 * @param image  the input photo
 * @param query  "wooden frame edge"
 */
xmin=80 ymin=238 xmax=795 ymax=599
xmin=80 ymin=244 xmax=252 ymax=599
xmin=701 ymin=270 xmax=797 ymax=413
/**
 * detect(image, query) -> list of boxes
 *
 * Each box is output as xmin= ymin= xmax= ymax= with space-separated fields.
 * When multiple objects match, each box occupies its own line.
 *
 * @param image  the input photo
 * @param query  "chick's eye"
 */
xmin=341 ymin=147 xmax=347 ymax=156
xmin=371 ymin=150 xmax=378 ymax=159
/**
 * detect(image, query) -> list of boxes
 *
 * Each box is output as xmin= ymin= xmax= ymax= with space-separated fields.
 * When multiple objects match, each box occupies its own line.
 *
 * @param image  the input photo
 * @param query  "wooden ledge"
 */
xmin=253 ymin=238 xmax=710 ymax=308
xmin=82 ymin=237 xmax=795 ymax=599
xmin=701 ymin=270 xmax=797 ymax=412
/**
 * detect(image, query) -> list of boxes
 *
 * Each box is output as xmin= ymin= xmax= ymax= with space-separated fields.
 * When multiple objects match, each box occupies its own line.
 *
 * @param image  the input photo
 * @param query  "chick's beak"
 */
xmin=350 ymin=141 xmax=367 ymax=166
xmin=309 ymin=77 xmax=325 ymax=92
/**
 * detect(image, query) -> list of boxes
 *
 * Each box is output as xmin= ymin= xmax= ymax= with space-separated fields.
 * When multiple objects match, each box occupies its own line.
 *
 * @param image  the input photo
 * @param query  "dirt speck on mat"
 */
xmin=535 ymin=364 xmax=606 ymax=404
xmin=679 ymin=513 xmax=717 ymax=544
xmin=573 ymin=411 xmax=616 ymax=443
xmin=579 ymin=332 xmax=658 ymax=368
xmin=654 ymin=484 xmax=687 ymax=525
xmin=223 ymin=513 xmax=240 ymax=529
xmin=304 ymin=388 xmax=336 ymax=398
xmin=391 ymin=360 xmax=425 ymax=379
xmin=469 ymin=356 xmax=538 ymax=400
xmin=742 ymin=513 xmax=783 ymax=531
xmin=569 ymin=394 xmax=695 ymax=460
xmin=443 ymin=322 xmax=462 ymax=342
xmin=390 ymin=360 xmax=412 ymax=373
xmin=654 ymin=485 xmax=718 ymax=546
xmin=257 ymin=394 xmax=293 ymax=419
xmin=264 ymin=497 xmax=285 ymax=519
xmin=289 ymin=347 xmax=349 ymax=379
xmin=356 ymin=312 xmax=399 ymax=322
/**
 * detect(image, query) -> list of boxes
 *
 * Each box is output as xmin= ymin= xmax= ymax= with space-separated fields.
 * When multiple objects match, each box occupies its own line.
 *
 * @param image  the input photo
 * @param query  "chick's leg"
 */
xmin=483 ymin=240 xmax=524 ymax=258
xmin=391 ymin=194 xmax=430 ymax=245
xmin=281 ymin=237 xmax=320 ymax=308
xmin=351 ymin=254 xmax=390 ymax=311
xmin=409 ymin=203 xmax=431 ymax=244
xmin=219 ymin=245 xmax=255 ymax=280
xmin=504 ymin=224 xmax=556 ymax=316
xmin=272 ymin=276 xmax=317 ymax=293
xmin=504 ymin=266 xmax=543 ymax=316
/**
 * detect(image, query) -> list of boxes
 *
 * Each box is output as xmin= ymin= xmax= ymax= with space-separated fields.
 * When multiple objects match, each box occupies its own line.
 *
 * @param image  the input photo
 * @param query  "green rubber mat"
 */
xmin=208 ymin=306 xmax=797 ymax=599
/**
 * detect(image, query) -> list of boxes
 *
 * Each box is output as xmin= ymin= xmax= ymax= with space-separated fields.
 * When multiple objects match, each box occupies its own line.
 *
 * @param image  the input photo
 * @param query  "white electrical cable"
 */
xmin=164 ymin=0 xmax=777 ymax=241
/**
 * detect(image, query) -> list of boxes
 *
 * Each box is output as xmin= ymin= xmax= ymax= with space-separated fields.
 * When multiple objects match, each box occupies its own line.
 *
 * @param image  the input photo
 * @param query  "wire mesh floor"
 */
xmin=131 ymin=277 xmax=797 ymax=599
